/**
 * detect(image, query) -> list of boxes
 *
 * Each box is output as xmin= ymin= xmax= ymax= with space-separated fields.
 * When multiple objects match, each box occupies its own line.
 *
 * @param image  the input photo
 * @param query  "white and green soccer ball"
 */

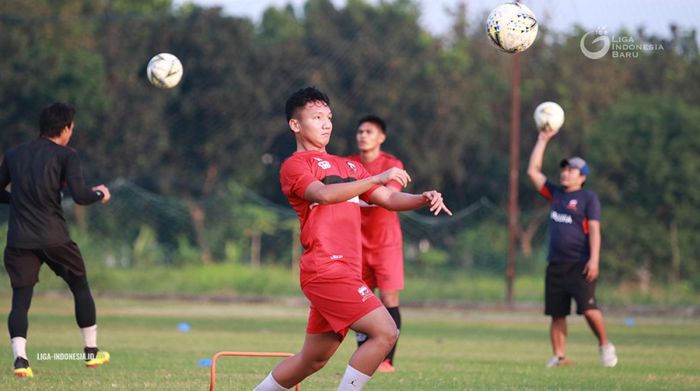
xmin=146 ymin=53 xmax=183 ymax=89
xmin=533 ymin=101 xmax=565 ymax=132
xmin=486 ymin=2 xmax=538 ymax=53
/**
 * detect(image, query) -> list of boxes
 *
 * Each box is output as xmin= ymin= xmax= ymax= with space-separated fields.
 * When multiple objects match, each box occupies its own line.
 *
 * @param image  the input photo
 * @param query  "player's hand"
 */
xmin=376 ymin=167 xmax=411 ymax=188
xmin=538 ymin=125 xmax=558 ymax=141
xmin=583 ymin=260 xmax=599 ymax=282
xmin=422 ymin=190 xmax=452 ymax=216
xmin=92 ymin=185 xmax=111 ymax=204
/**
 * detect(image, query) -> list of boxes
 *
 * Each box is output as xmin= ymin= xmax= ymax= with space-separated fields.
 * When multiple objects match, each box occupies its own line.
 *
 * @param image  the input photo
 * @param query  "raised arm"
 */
xmin=303 ymin=167 xmax=410 ymax=205
xmin=527 ymin=129 xmax=557 ymax=190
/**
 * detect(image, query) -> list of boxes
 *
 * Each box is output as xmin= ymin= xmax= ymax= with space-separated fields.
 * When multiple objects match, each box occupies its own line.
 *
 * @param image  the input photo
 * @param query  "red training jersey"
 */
xmin=347 ymin=152 xmax=404 ymax=250
xmin=280 ymin=150 xmax=379 ymax=287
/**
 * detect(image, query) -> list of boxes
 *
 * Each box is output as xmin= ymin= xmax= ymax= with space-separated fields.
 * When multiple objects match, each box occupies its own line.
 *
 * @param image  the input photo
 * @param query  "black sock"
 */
xmin=386 ymin=306 xmax=401 ymax=364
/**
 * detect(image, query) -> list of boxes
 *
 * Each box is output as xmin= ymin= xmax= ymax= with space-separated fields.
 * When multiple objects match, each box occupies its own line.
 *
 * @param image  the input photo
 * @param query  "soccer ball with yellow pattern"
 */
xmin=486 ymin=2 xmax=538 ymax=53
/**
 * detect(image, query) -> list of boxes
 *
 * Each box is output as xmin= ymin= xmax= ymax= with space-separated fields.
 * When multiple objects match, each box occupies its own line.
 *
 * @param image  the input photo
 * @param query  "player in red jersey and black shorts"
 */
xmin=347 ymin=115 xmax=405 ymax=373
xmin=253 ymin=87 xmax=452 ymax=391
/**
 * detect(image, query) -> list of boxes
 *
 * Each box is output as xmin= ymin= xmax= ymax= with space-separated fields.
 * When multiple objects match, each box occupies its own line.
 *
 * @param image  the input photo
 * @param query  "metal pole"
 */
xmin=506 ymin=52 xmax=522 ymax=306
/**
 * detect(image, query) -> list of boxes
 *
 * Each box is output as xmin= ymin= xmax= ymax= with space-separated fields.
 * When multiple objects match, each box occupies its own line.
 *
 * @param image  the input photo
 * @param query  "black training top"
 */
xmin=0 ymin=138 xmax=103 ymax=249
xmin=539 ymin=179 xmax=601 ymax=263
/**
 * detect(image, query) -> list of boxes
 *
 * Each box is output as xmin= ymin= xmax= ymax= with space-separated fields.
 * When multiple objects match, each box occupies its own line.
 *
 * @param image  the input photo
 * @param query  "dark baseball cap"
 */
xmin=560 ymin=156 xmax=589 ymax=177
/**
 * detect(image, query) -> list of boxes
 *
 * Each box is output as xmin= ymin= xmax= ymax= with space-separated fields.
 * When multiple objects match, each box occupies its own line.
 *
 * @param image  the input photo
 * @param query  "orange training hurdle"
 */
xmin=209 ymin=351 xmax=300 ymax=391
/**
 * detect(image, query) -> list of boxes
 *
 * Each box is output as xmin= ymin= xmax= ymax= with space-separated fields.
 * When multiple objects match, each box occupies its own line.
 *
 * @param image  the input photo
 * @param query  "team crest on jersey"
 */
xmin=567 ymin=199 xmax=578 ymax=212
xmin=346 ymin=161 xmax=357 ymax=171
xmin=357 ymin=285 xmax=374 ymax=302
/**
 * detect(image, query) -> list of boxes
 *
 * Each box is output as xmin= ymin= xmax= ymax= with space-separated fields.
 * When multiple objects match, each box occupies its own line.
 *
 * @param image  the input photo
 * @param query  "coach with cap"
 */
xmin=526 ymin=125 xmax=618 ymax=369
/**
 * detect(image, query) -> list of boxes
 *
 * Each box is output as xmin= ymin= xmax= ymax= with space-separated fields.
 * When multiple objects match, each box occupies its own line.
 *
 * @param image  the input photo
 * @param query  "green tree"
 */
xmin=586 ymin=95 xmax=700 ymax=282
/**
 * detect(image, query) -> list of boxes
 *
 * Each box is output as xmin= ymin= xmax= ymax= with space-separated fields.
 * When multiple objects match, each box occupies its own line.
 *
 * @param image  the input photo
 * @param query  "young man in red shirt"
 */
xmin=254 ymin=87 xmax=451 ymax=391
xmin=347 ymin=115 xmax=405 ymax=373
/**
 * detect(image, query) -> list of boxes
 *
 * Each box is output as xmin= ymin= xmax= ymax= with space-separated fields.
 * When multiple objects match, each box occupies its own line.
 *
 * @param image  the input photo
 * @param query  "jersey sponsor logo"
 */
xmin=567 ymin=199 xmax=579 ymax=212
xmin=321 ymin=175 xmax=357 ymax=185
xmin=550 ymin=210 xmax=573 ymax=224
xmin=357 ymin=285 xmax=374 ymax=302
xmin=330 ymin=254 xmax=343 ymax=260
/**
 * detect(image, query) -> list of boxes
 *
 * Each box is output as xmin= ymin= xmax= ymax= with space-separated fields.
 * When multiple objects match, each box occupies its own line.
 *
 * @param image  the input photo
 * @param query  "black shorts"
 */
xmin=3 ymin=241 xmax=87 ymax=288
xmin=545 ymin=262 xmax=598 ymax=316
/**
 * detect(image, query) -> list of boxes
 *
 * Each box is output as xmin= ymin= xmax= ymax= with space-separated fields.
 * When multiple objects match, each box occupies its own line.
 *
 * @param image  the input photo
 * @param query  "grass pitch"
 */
xmin=0 ymin=295 xmax=698 ymax=390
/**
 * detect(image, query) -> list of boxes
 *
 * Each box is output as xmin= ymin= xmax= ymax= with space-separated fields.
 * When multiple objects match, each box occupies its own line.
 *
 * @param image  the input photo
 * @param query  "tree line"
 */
xmin=1 ymin=0 xmax=698 ymax=287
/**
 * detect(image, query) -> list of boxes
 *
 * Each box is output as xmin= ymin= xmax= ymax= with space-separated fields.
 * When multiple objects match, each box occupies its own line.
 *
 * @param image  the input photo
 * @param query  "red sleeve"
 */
xmin=354 ymin=163 xmax=380 ymax=203
xmin=385 ymin=158 xmax=404 ymax=191
xmin=538 ymin=179 xmax=555 ymax=200
xmin=280 ymin=157 xmax=318 ymax=199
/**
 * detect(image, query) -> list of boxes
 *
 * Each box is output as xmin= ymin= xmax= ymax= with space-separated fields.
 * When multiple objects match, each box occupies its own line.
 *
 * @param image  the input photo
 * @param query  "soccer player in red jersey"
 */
xmin=253 ymin=87 xmax=451 ymax=391
xmin=347 ymin=115 xmax=404 ymax=373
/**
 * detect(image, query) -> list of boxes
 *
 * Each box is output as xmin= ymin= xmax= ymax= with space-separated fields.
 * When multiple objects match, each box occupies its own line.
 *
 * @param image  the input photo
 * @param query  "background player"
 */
xmin=253 ymin=87 xmax=451 ymax=391
xmin=347 ymin=115 xmax=404 ymax=373
xmin=527 ymin=125 xmax=617 ymax=368
xmin=0 ymin=102 xmax=111 ymax=377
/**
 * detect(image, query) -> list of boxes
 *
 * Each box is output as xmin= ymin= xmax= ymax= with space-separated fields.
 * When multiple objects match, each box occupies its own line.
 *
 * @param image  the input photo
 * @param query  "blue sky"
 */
xmin=173 ymin=0 xmax=699 ymax=38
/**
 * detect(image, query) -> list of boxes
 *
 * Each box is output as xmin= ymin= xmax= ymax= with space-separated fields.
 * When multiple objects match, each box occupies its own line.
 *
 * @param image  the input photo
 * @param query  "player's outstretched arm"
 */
xmin=304 ymin=167 xmax=411 ymax=205
xmin=369 ymin=187 xmax=452 ymax=216
xmin=65 ymin=152 xmax=108 ymax=205
xmin=527 ymin=128 xmax=556 ymax=190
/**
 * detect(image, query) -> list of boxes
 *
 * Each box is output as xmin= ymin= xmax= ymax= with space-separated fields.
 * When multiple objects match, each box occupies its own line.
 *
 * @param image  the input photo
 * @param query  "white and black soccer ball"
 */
xmin=534 ymin=101 xmax=565 ymax=132
xmin=146 ymin=53 xmax=183 ymax=89
xmin=486 ymin=2 xmax=538 ymax=53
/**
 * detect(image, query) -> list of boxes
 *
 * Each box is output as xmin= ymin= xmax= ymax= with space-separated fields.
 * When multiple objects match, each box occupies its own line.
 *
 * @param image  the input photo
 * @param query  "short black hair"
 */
xmin=357 ymin=114 xmax=386 ymax=134
xmin=285 ymin=86 xmax=330 ymax=121
xmin=40 ymin=102 xmax=75 ymax=138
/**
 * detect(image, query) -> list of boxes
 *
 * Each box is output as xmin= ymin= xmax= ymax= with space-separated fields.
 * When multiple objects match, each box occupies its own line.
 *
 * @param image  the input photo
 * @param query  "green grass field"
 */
xmin=0 ymin=296 xmax=698 ymax=390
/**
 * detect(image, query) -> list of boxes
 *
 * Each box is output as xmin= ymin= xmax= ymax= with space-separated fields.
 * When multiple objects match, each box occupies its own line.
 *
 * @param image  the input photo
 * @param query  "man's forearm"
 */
xmin=379 ymin=192 xmax=426 ymax=211
xmin=528 ymin=138 xmax=548 ymax=173
xmin=309 ymin=176 xmax=380 ymax=204
xmin=589 ymin=230 xmax=601 ymax=264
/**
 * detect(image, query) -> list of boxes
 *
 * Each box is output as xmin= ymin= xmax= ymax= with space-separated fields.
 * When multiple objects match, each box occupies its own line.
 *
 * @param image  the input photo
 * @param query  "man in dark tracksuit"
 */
xmin=0 ymin=102 xmax=111 ymax=377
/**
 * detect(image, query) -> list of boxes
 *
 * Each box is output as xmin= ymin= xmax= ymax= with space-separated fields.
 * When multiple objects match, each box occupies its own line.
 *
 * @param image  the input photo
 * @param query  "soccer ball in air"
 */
xmin=486 ymin=2 xmax=538 ymax=53
xmin=146 ymin=53 xmax=183 ymax=88
xmin=534 ymin=102 xmax=565 ymax=132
